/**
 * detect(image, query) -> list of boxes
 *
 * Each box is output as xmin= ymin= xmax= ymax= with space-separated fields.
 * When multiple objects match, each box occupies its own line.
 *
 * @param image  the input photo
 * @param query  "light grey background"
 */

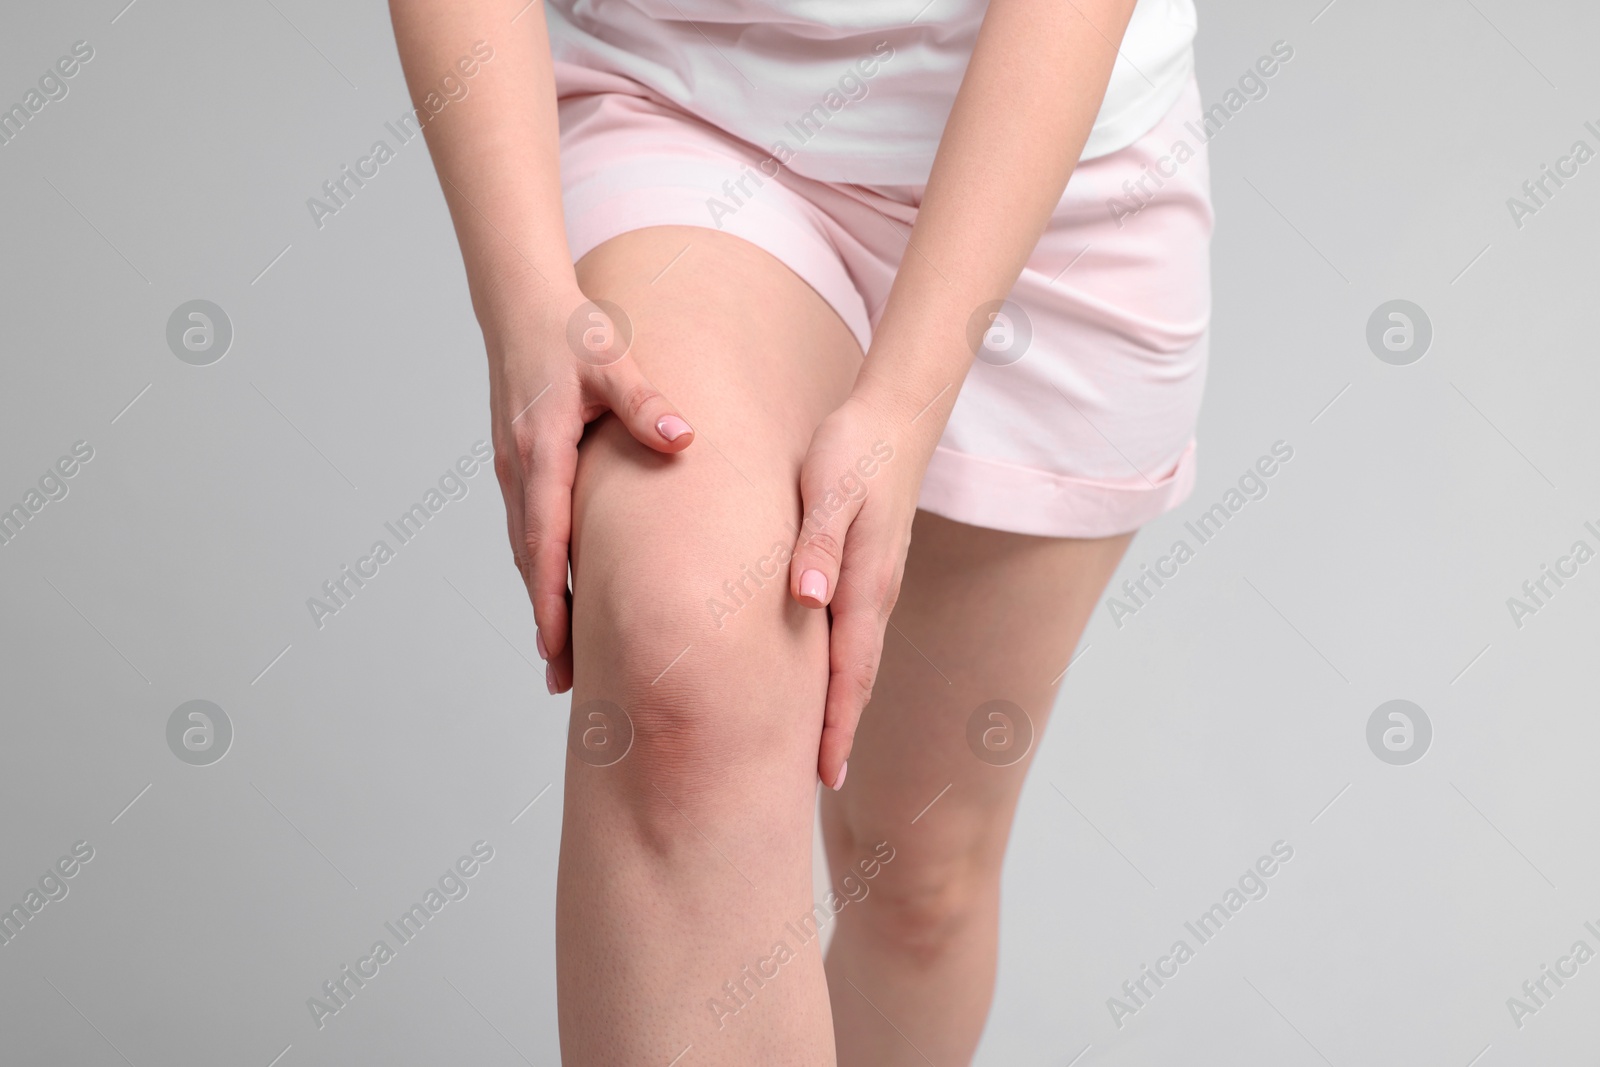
xmin=2 ymin=0 xmax=1597 ymax=1064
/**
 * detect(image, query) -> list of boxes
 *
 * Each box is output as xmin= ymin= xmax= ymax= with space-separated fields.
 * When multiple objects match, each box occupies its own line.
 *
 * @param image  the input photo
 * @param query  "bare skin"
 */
xmin=558 ymin=225 xmax=1133 ymax=1065
xmin=388 ymin=0 xmax=1145 ymax=1061
xmin=558 ymin=228 xmax=858 ymax=1064
xmin=822 ymin=513 xmax=1131 ymax=1065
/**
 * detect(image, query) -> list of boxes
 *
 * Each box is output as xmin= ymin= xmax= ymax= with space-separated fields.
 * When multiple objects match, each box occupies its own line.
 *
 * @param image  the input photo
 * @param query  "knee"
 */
xmin=846 ymin=842 xmax=1000 ymax=967
xmin=567 ymin=607 xmax=828 ymax=869
xmin=567 ymin=490 xmax=827 ymax=830
xmin=575 ymin=598 xmax=809 ymax=779
xmin=562 ymin=412 xmax=832 ymax=857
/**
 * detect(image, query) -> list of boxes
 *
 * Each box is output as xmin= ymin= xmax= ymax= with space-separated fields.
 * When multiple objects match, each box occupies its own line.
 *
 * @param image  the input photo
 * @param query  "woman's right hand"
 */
xmin=488 ymin=286 xmax=696 ymax=694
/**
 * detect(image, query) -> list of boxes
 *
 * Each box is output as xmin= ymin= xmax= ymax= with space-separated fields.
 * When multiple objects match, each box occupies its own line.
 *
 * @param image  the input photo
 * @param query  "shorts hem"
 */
xmin=916 ymin=438 xmax=1198 ymax=539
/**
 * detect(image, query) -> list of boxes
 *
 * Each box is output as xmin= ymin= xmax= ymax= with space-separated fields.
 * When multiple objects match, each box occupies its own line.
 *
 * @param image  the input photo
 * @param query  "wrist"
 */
xmin=475 ymin=271 xmax=586 ymax=359
xmin=853 ymin=358 xmax=962 ymax=441
xmin=846 ymin=375 xmax=946 ymax=470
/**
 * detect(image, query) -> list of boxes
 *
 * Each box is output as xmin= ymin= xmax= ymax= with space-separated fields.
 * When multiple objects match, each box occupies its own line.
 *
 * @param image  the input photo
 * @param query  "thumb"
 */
xmin=590 ymin=359 xmax=695 ymax=454
xmin=789 ymin=459 xmax=862 ymax=609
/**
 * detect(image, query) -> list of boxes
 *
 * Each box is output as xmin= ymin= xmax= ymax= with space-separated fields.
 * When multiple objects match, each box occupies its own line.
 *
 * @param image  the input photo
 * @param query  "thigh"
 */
xmin=568 ymin=222 xmax=862 ymax=655
xmin=564 ymin=222 xmax=862 ymax=817
xmin=821 ymin=510 xmax=1132 ymax=870
xmin=559 ymin=226 xmax=864 ymax=1061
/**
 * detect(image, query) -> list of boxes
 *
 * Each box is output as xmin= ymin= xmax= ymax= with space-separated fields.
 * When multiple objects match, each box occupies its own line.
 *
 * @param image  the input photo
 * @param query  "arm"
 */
xmin=788 ymin=0 xmax=1140 ymax=788
xmin=389 ymin=0 xmax=695 ymax=689
xmin=388 ymin=1 xmax=574 ymax=327
xmin=861 ymin=0 xmax=1139 ymax=417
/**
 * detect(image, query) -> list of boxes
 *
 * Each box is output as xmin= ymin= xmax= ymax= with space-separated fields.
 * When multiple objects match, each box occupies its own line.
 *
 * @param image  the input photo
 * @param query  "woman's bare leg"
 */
xmin=822 ymin=511 xmax=1133 ymax=1066
xmin=556 ymin=226 xmax=862 ymax=1065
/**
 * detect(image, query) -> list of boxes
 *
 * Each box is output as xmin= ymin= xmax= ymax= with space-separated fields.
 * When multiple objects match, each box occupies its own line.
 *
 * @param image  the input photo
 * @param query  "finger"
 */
xmin=817 ymin=560 xmax=897 ymax=790
xmin=788 ymin=460 xmax=864 ymax=609
xmin=545 ymin=587 xmax=576 ymax=694
xmin=518 ymin=429 xmax=580 ymax=665
xmin=494 ymin=447 xmax=533 ymax=601
xmin=588 ymin=360 xmax=695 ymax=454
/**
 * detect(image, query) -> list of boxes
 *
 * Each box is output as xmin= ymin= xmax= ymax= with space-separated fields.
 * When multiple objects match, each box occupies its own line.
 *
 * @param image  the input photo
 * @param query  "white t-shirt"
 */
xmin=545 ymin=0 xmax=1198 ymax=185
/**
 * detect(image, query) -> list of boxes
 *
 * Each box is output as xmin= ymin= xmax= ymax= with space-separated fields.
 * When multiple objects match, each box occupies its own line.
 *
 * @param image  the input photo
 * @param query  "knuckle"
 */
xmin=875 ymin=570 xmax=903 ymax=614
xmin=511 ymin=424 xmax=539 ymax=467
xmin=524 ymin=501 xmax=561 ymax=545
xmin=848 ymin=665 xmax=876 ymax=707
xmin=800 ymin=528 xmax=844 ymax=565
xmin=521 ymin=528 xmax=542 ymax=559
xmin=618 ymin=381 xmax=660 ymax=422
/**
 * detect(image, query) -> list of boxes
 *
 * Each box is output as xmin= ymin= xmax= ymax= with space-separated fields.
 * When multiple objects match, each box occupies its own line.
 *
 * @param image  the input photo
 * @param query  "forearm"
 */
xmin=388 ymin=0 xmax=578 ymax=339
xmin=857 ymin=0 xmax=1139 ymax=424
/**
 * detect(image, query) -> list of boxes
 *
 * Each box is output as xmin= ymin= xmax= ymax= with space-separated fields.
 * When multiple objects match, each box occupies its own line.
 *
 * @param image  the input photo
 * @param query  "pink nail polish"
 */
xmin=800 ymin=569 xmax=827 ymax=603
xmin=657 ymin=414 xmax=692 ymax=441
xmin=536 ymin=631 xmax=548 ymax=660
xmin=545 ymin=664 xmax=557 ymax=694
xmin=832 ymin=760 xmax=848 ymax=791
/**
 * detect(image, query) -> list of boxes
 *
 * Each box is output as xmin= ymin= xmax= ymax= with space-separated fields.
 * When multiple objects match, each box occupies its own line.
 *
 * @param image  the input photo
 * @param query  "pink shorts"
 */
xmin=554 ymin=63 xmax=1213 ymax=538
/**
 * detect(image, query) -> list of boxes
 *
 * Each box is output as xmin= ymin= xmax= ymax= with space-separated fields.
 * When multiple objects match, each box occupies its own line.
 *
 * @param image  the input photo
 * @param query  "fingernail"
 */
xmin=536 ymin=630 xmax=548 ymax=660
xmin=800 ymin=569 xmax=828 ymax=603
xmin=545 ymin=664 xmax=557 ymax=694
xmin=832 ymin=760 xmax=848 ymax=791
xmin=657 ymin=414 xmax=692 ymax=441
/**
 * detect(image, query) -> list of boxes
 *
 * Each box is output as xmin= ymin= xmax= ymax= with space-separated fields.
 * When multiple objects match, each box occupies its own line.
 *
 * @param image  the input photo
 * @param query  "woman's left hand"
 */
xmin=787 ymin=385 xmax=942 ymax=791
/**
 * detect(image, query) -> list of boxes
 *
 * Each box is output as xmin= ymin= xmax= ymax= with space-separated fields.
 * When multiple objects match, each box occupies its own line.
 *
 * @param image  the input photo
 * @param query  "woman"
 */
xmin=389 ymin=0 xmax=1208 ymax=1061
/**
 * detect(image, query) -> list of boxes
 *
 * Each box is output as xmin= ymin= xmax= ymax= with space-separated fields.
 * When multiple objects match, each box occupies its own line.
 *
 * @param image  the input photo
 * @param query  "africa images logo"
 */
xmin=1106 ymin=841 xmax=1295 ymax=1029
